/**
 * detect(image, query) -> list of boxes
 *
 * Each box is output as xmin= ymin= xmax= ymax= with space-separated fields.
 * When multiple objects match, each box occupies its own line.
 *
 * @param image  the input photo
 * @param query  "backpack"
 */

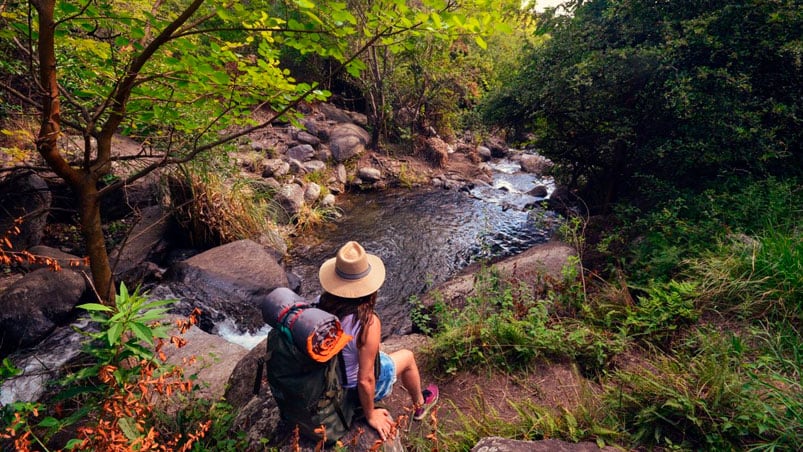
xmin=265 ymin=327 xmax=358 ymax=445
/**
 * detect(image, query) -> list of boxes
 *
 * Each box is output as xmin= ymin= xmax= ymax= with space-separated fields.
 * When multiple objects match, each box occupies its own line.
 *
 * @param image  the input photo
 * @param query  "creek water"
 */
xmin=286 ymin=159 xmax=559 ymax=336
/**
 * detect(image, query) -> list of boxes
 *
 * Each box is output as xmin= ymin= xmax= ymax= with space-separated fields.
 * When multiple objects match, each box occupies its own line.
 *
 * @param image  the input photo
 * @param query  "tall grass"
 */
xmin=604 ymin=330 xmax=762 ymax=450
xmin=690 ymin=227 xmax=802 ymax=321
xmin=425 ymin=389 xmax=618 ymax=451
xmin=166 ymin=167 xmax=285 ymax=249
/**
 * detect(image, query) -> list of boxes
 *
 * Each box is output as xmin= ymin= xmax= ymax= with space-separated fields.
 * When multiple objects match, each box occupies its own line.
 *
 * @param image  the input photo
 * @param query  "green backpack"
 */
xmin=265 ymin=328 xmax=359 ymax=445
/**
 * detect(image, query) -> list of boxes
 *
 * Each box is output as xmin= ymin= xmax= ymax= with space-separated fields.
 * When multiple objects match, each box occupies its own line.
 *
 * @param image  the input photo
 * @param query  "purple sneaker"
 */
xmin=413 ymin=384 xmax=439 ymax=421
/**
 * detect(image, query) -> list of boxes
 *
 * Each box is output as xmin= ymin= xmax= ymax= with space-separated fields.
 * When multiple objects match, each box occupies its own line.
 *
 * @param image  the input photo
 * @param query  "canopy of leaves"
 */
xmin=483 ymin=0 xmax=802 ymax=211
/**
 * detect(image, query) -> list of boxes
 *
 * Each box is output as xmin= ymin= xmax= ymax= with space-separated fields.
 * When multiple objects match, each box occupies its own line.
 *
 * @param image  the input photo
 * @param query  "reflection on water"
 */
xmin=289 ymin=168 xmax=557 ymax=336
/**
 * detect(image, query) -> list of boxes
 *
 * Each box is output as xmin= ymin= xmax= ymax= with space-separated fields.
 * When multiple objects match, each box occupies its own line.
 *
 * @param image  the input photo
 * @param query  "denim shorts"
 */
xmin=374 ymin=351 xmax=396 ymax=401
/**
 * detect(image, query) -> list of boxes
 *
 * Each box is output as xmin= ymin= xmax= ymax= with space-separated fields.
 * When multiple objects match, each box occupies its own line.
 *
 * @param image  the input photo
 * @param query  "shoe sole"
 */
xmin=413 ymin=395 xmax=439 ymax=421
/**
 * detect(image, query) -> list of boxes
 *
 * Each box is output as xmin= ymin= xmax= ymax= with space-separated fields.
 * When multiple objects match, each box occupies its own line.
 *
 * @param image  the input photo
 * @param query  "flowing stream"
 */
xmin=286 ymin=159 xmax=559 ymax=336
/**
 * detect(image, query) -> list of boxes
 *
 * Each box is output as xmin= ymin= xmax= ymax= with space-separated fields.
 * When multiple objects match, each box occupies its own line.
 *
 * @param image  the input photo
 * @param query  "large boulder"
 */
xmin=419 ymin=241 xmax=576 ymax=311
xmin=518 ymin=153 xmax=554 ymax=176
xmin=0 ymin=268 xmax=87 ymax=357
xmin=0 ymin=171 xmax=51 ymax=251
xmin=318 ymin=103 xmax=355 ymax=124
xmin=161 ymin=318 xmax=248 ymax=402
xmin=329 ymin=123 xmax=370 ymax=162
xmin=109 ymin=206 xmax=171 ymax=284
xmin=161 ymin=240 xmax=289 ymax=333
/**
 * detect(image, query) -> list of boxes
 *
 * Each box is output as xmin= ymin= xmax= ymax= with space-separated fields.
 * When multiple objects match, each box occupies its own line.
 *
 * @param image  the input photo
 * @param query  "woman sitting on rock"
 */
xmin=316 ymin=241 xmax=438 ymax=441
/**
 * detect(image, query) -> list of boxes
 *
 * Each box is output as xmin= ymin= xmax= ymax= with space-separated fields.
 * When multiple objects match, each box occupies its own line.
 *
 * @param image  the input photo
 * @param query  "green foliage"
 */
xmin=484 ymin=0 xmax=803 ymax=211
xmin=1 ymin=283 xmax=202 ymax=449
xmin=745 ymin=321 xmax=803 ymax=451
xmin=605 ymin=328 xmax=801 ymax=451
xmin=611 ymin=177 xmax=802 ymax=284
xmin=72 ymin=282 xmax=175 ymax=385
xmin=691 ymin=227 xmax=802 ymax=321
xmin=624 ymin=280 xmax=699 ymax=348
xmin=428 ymin=390 xmax=619 ymax=451
xmin=333 ymin=0 xmax=524 ymax=143
xmin=427 ymin=264 xmax=624 ymax=376
xmin=154 ymin=400 xmax=251 ymax=451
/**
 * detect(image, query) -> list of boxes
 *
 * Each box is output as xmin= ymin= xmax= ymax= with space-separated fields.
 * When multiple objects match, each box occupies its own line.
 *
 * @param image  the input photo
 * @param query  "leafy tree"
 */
xmin=484 ymin=0 xmax=802 ymax=211
xmin=0 ymin=0 xmax=474 ymax=303
xmin=336 ymin=0 xmax=520 ymax=145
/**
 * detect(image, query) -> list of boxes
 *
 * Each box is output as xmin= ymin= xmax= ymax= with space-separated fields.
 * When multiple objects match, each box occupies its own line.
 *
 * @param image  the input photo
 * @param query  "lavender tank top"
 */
xmin=340 ymin=314 xmax=361 ymax=388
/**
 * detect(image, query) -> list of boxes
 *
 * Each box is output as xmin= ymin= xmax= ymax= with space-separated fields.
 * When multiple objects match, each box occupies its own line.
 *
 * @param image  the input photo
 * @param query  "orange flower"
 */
xmin=99 ymin=365 xmax=118 ymax=384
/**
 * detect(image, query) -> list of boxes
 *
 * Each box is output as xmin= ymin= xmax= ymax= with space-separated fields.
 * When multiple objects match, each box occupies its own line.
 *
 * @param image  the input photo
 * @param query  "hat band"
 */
xmin=335 ymin=263 xmax=372 ymax=281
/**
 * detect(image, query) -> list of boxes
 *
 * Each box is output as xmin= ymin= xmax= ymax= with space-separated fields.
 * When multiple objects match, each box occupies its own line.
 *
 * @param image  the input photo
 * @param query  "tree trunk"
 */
xmin=77 ymin=180 xmax=114 ymax=302
xmin=33 ymin=0 xmax=114 ymax=302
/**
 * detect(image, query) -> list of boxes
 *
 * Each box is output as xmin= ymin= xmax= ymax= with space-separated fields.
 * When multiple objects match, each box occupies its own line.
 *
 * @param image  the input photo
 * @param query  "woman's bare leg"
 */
xmin=389 ymin=349 xmax=425 ymax=406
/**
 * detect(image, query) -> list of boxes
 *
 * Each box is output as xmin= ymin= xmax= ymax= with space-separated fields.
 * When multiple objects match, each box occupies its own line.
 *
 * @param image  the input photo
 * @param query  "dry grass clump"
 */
xmin=165 ymin=168 xmax=284 ymax=249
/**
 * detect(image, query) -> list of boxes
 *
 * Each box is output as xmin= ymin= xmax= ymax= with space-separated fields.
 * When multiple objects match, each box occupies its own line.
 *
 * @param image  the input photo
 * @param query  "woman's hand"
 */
xmin=366 ymin=407 xmax=395 ymax=440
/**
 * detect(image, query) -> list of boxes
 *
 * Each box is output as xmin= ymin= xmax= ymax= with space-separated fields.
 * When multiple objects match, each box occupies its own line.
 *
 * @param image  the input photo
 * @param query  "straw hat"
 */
xmin=319 ymin=241 xmax=386 ymax=299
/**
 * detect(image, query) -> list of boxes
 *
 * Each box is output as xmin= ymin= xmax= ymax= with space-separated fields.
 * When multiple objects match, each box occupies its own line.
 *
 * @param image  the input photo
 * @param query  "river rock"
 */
xmin=295 ymin=131 xmax=321 ymax=147
xmin=419 ymin=241 xmax=576 ymax=312
xmin=358 ymin=167 xmax=382 ymax=182
xmin=0 ymin=171 xmax=51 ymax=251
xmin=162 ymin=239 xmax=289 ymax=333
xmin=518 ymin=153 xmax=554 ymax=175
xmin=315 ymin=146 xmax=332 ymax=162
xmin=472 ymin=437 xmax=617 ymax=452
xmin=302 ymin=159 xmax=327 ymax=173
xmin=275 ymin=183 xmax=306 ymax=218
xmin=483 ymin=136 xmax=508 ymax=158
xmin=477 ymin=146 xmax=492 ymax=161
xmin=335 ymin=164 xmax=348 ymax=184
xmin=304 ymin=182 xmax=322 ymax=204
xmin=0 ymin=318 xmax=89 ymax=405
xmin=0 ymin=268 xmax=87 ymax=357
xmin=329 ymin=123 xmax=370 ymax=162
xmin=287 ymin=144 xmax=315 ymax=162
xmin=287 ymin=158 xmax=308 ymax=175
xmin=262 ymin=158 xmax=290 ymax=178
xmin=303 ymin=119 xmax=325 ymax=141
xmin=321 ymin=193 xmax=336 ymax=208
xmin=318 ymin=103 xmax=355 ymax=124
xmin=528 ymin=185 xmax=549 ymax=198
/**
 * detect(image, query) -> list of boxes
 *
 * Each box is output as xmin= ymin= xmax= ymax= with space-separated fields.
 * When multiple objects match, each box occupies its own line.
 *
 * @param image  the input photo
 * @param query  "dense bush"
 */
xmin=483 ymin=0 xmax=802 ymax=212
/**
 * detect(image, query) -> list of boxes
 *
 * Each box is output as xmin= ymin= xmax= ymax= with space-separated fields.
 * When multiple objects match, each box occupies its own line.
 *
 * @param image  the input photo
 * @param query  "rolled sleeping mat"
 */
xmin=259 ymin=287 xmax=308 ymax=329
xmin=287 ymin=307 xmax=352 ymax=362
xmin=259 ymin=287 xmax=352 ymax=362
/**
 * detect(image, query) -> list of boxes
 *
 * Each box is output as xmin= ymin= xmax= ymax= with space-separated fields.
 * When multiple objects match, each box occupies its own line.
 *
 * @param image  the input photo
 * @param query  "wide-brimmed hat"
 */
xmin=319 ymin=241 xmax=386 ymax=299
